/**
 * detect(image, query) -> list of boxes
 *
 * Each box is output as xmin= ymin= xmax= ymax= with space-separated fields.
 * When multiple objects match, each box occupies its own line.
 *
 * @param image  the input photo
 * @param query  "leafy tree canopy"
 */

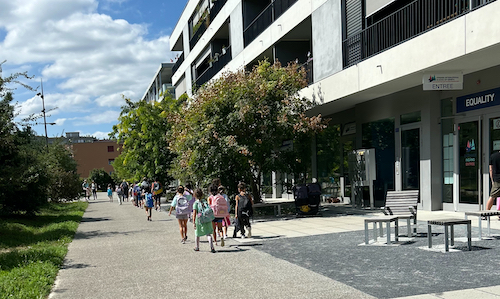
xmin=110 ymin=95 xmax=181 ymax=185
xmin=169 ymin=60 xmax=329 ymax=201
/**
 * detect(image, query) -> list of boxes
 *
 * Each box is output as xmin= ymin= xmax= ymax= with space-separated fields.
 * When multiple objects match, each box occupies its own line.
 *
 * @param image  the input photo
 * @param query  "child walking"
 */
xmin=218 ymin=185 xmax=231 ymax=240
xmin=169 ymin=186 xmax=190 ymax=243
xmin=144 ymin=189 xmax=154 ymax=221
xmin=107 ymin=184 xmax=113 ymax=202
xmin=192 ymin=188 xmax=216 ymax=253
xmin=235 ymin=182 xmax=254 ymax=238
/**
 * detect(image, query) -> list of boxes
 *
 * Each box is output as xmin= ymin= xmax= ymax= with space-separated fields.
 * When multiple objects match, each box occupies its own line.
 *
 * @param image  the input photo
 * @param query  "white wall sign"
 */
xmin=422 ymin=73 xmax=463 ymax=90
xmin=494 ymin=140 xmax=500 ymax=151
xmin=493 ymin=118 xmax=500 ymax=130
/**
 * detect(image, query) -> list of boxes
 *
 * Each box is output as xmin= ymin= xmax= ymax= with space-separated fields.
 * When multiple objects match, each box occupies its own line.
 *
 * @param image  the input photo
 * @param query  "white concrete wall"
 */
xmin=311 ymin=0 xmax=342 ymax=82
xmin=301 ymin=0 xmax=500 ymax=105
xmin=229 ymin=2 xmax=244 ymax=58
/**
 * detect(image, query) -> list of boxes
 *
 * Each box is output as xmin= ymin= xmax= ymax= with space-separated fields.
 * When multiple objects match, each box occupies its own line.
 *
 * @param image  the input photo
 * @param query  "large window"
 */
xmin=441 ymin=98 xmax=454 ymax=203
xmin=316 ymin=125 xmax=342 ymax=199
xmin=362 ymin=118 xmax=395 ymax=206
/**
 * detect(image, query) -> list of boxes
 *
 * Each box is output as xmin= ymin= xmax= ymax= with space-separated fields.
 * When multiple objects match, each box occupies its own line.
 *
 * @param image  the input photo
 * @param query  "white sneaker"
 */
xmin=241 ymin=235 xmax=246 ymax=239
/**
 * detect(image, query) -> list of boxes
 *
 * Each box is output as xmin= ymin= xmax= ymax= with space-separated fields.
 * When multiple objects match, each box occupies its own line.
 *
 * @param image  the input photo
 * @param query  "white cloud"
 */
xmin=81 ymin=130 xmax=112 ymax=139
xmin=55 ymin=118 xmax=67 ymax=126
xmin=73 ymin=110 xmax=120 ymax=126
xmin=1 ymin=0 xmax=176 ymax=122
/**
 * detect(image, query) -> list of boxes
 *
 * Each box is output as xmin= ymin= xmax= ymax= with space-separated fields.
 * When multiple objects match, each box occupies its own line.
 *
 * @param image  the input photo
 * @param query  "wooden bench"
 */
xmin=427 ymin=219 xmax=471 ymax=252
xmin=381 ymin=190 xmax=419 ymax=237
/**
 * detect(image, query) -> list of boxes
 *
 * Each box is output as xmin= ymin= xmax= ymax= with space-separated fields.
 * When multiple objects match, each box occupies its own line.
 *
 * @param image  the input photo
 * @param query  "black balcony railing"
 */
xmin=172 ymin=52 xmax=184 ymax=75
xmin=243 ymin=0 xmax=298 ymax=47
xmin=194 ymin=46 xmax=232 ymax=89
xmin=210 ymin=0 xmax=227 ymax=21
xmin=189 ymin=0 xmax=228 ymax=50
xmin=300 ymin=58 xmax=313 ymax=85
xmin=190 ymin=19 xmax=208 ymax=50
xmin=342 ymin=0 xmax=496 ymax=68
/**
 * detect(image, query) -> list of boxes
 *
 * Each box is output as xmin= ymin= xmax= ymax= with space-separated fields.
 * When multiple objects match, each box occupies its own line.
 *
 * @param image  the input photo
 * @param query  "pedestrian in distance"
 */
xmin=218 ymin=185 xmax=231 ymax=240
xmin=486 ymin=150 xmax=500 ymax=217
xmin=144 ymin=189 xmax=154 ymax=221
xmin=82 ymin=179 xmax=90 ymax=201
xmin=91 ymin=181 xmax=98 ymax=200
xmin=192 ymin=188 xmax=216 ymax=253
xmin=235 ymin=182 xmax=254 ymax=238
xmin=208 ymin=184 xmax=230 ymax=246
xmin=151 ymin=178 xmax=162 ymax=211
xmin=120 ymin=180 xmax=129 ymax=203
xmin=107 ymin=184 xmax=113 ymax=202
xmin=184 ymin=182 xmax=195 ymax=223
xmin=169 ymin=186 xmax=190 ymax=243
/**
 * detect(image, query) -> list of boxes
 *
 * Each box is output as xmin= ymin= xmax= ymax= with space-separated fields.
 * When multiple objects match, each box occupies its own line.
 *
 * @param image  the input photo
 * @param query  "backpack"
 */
xmin=197 ymin=201 xmax=215 ymax=224
xmin=175 ymin=196 xmax=190 ymax=215
xmin=307 ymin=183 xmax=322 ymax=196
xmin=294 ymin=184 xmax=308 ymax=200
xmin=237 ymin=193 xmax=253 ymax=217
xmin=210 ymin=194 xmax=229 ymax=218
xmin=153 ymin=182 xmax=163 ymax=195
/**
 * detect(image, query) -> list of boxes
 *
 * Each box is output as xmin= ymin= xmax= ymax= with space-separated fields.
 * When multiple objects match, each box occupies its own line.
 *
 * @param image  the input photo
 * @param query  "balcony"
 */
xmin=189 ymin=0 xmax=228 ymax=50
xmin=243 ymin=0 xmax=298 ymax=47
xmin=172 ymin=52 xmax=184 ymax=75
xmin=343 ymin=0 xmax=496 ymax=68
xmin=194 ymin=46 xmax=232 ymax=89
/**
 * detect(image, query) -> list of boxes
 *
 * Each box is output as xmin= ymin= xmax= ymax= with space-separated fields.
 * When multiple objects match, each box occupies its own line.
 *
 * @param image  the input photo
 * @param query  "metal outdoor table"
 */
xmin=464 ymin=210 xmax=500 ymax=239
xmin=427 ymin=219 xmax=471 ymax=252
xmin=364 ymin=216 xmax=399 ymax=245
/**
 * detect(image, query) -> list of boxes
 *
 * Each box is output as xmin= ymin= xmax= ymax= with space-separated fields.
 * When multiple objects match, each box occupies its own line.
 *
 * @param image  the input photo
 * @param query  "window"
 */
xmin=107 ymin=146 xmax=114 ymax=152
xmin=108 ymin=159 xmax=114 ymax=165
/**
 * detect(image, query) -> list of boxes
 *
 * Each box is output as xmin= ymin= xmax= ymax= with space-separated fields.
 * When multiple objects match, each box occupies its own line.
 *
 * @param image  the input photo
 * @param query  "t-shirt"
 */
xmin=490 ymin=151 xmax=500 ymax=182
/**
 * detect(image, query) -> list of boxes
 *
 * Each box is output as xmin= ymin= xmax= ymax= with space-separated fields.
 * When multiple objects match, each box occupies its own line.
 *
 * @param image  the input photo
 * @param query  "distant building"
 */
xmin=141 ymin=63 xmax=175 ymax=102
xmin=71 ymin=139 xmax=122 ymax=178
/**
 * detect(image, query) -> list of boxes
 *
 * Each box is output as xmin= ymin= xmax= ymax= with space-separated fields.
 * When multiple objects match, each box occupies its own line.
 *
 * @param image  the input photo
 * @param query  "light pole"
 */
xmin=36 ymin=78 xmax=49 ymax=149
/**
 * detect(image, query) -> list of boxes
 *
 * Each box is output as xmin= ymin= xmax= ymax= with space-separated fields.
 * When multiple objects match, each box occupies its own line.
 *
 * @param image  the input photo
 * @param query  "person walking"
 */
xmin=208 ymin=184 xmax=229 ymax=246
xmin=218 ymin=185 xmax=231 ymax=240
xmin=144 ymin=189 xmax=154 ymax=221
xmin=192 ymin=188 xmax=216 ymax=253
xmin=235 ymin=182 xmax=254 ymax=238
xmin=151 ymin=179 xmax=162 ymax=211
xmin=107 ymin=184 xmax=113 ymax=202
xmin=91 ymin=181 xmax=98 ymax=200
xmin=120 ymin=180 xmax=129 ymax=203
xmin=486 ymin=150 xmax=500 ymax=211
xmin=169 ymin=186 xmax=190 ymax=243
xmin=82 ymin=180 xmax=90 ymax=201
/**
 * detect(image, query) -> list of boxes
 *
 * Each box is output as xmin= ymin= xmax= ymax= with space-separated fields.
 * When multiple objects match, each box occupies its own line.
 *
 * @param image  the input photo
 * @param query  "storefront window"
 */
xmin=361 ymin=118 xmax=395 ymax=206
xmin=441 ymin=98 xmax=454 ymax=203
xmin=400 ymin=111 xmax=421 ymax=125
xmin=316 ymin=125 xmax=342 ymax=199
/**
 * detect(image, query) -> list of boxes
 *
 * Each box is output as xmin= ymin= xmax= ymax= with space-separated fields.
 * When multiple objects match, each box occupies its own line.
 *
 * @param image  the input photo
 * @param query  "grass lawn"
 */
xmin=0 ymin=201 xmax=88 ymax=299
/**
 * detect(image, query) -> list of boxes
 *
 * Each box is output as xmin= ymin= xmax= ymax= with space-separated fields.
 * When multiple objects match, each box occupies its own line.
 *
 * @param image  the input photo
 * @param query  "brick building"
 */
xmin=71 ymin=140 xmax=122 ymax=178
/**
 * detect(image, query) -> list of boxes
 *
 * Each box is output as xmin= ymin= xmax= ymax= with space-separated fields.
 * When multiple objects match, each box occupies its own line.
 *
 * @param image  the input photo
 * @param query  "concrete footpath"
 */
xmin=49 ymin=193 xmax=500 ymax=299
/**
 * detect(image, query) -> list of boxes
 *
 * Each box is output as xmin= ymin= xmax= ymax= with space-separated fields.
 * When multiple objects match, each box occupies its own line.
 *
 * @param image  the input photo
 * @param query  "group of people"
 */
xmin=168 ymin=179 xmax=254 ymax=253
xmin=82 ymin=180 xmax=98 ymax=201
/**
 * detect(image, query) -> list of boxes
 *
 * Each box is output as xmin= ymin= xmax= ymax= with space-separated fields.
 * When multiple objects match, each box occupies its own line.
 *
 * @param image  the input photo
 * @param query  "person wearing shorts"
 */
xmin=487 ymin=150 xmax=500 ymax=211
xmin=169 ymin=186 xmax=189 ymax=243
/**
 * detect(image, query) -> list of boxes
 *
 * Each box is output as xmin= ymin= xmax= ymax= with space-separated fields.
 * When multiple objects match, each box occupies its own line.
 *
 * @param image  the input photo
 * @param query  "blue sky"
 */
xmin=0 ymin=0 xmax=186 ymax=139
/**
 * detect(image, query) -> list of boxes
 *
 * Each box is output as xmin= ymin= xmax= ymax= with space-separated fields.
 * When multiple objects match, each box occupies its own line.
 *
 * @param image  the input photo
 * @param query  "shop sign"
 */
xmin=457 ymin=87 xmax=500 ymax=113
xmin=343 ymin=122 xmax=356 ymax=136
xmin=423 ymin=73 xmax=463 ymax=90
xmin=493 ymin=118 xmax=500 ymax=130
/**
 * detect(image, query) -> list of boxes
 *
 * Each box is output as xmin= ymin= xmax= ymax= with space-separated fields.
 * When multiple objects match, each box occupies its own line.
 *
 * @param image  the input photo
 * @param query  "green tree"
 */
xmin=110 ymin=95 xmax=180 ymax=185
xmin=87 ymin=168 xmax=114 ymax=191
xmin=44 ymin=141 xmax=82 ymax=201
xmin=169 ymin=60 xmax=329 ymax=201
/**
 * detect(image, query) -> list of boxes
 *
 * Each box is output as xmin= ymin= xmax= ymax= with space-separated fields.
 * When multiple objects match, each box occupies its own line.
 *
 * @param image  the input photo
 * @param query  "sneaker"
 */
xmin=193 ymin=248 xmax=199 ymax=251
xmin=247 ymin=228 xmax=252 ymax=238
xmin=181 ymin=239 xmax=185 ymax=244
xmin=221 ymin=238 xmax=225 ymax=247
xmin=241 ymin=235 xmax=246 ymax=239
xmin=223 ymin=235 xmax=227 ymax=240
xmin=184 ymin=236 xmax=188 ymax=241
xmin=211 ymin=248 xmax=216 ymax=253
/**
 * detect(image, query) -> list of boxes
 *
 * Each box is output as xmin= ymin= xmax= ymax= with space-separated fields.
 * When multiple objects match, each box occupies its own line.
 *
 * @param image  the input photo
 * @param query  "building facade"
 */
xmin=71 ymin=140 xmax=122 ymax=178
xmin=141 ymin=63 xmax=175 ymax=102
xmin=170 ymin=0 xmax=500 ymax=211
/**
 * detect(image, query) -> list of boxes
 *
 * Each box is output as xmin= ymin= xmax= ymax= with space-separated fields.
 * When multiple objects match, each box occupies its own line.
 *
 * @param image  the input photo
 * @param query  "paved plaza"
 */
xmin=49 ymin=192 xmax=500 ymax=298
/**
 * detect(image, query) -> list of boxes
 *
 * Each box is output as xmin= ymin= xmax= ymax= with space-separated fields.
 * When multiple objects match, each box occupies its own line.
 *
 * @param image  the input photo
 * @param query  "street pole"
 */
xmin=39 ymin=78 xmax=48 ymax=150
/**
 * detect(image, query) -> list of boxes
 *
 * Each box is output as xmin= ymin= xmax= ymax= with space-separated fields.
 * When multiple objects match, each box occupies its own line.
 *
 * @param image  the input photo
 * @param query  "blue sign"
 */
xmin=457 ymin=87 xmax=500 ymax=113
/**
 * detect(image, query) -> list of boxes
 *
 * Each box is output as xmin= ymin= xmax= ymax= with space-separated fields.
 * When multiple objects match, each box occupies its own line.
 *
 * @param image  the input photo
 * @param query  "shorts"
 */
xmin=490 ymin=181 xmax=500 ymax=198
xmin=212 ymin=217 xmax=224 ymax=223
xmin=176 ymin=214 xmax=189 ymax=220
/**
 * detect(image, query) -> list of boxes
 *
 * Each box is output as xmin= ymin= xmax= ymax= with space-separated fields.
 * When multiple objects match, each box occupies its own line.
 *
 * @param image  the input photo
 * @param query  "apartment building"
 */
xmin=169 ymin=0 xmax=500 ymax=212
xmin=141 ymin=63 xmax=175 ymax=102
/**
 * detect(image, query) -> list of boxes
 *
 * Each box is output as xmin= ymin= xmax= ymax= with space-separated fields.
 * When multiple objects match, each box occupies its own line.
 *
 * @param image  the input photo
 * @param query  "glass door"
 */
xmin=401 ymin=128 xmax=420 ymax=190
xmin=458 ymin=120 xmax=481 ymax=205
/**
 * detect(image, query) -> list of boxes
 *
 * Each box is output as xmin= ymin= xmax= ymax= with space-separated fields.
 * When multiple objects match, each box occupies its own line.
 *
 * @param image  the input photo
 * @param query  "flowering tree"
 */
xmin=169 ymin=60 xmax=329 ymax=201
